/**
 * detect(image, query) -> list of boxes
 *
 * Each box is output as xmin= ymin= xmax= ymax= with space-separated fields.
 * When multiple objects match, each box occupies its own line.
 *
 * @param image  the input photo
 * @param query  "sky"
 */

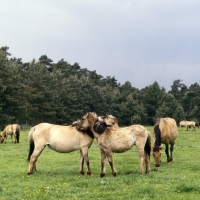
xmin=1 ymin=0 xmax=200 ymax=91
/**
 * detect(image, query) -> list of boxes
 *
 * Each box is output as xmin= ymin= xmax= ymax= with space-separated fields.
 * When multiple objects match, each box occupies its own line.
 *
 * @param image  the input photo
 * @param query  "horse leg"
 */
xmin=135 ymin=141 xmax=145 ymax=173
xmin=106 ymin=152 xmax=117 ymax=177
xmin=145 ymin=152 xmax=150 ymax=173
xmin=14 ymin=134 xmax=17 ymax=143
xmin=80 ymin=147 xmax=92 ymax=176
xmin=79 ymin=150 xmax=85 ymax=175
xmin=27 ymin=145 xmax=46 ymax=175
xmin=100 ymin=150 xmax=107 ymax=178
xmin=165 ymin=144 xmax=170 ymax=163
xmin=4 ymin=135 xmax=7 ymax=143
xmin=169 ymin=143 xmax=174 ymax=162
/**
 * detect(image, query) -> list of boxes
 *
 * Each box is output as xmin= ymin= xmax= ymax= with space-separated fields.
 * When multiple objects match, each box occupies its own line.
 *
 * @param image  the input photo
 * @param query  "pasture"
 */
xmin=0 ymin=126 xmax=200 ymax=200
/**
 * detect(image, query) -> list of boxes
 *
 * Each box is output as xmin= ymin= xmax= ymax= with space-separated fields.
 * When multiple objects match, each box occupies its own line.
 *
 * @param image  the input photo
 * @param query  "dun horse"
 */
xmin=153 ymin=118 xmax=178 ymax=167
xmin=27 ymin=122 xmax=94 ymax=175
xmin=78 ymin=112 xmax=151 ymax=177
xmin=0 ymin=124 xmax=20 ymax=143
xmin=179 ymin=120 xmax=196 ymax=131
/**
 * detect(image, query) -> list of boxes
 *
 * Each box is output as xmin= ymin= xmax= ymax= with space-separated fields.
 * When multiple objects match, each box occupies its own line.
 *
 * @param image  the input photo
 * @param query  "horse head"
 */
xmin=104 ymin=114 xmax=119 ymax=128
xmin=98 ymin=114 xmax=119 ymax=128
xmin=0 ymin=135 xmax=5 ymax=143
xmin=78 ymin=112 xmax=98 ymax=131
xmin=153 ymin=145 xmax=162 ymax=167
xmin=153 ymin=121 xmax=162 ymax=167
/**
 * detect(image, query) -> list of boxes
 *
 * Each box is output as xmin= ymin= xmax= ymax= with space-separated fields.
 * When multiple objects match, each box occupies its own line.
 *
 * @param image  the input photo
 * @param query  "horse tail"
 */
xmin=145 ymin=131 xmax=151 ymax=158
xmin=27 ymin=127 xmax=35 ymax=162
xmin=16 ymin=125 xmax=20 ymax=143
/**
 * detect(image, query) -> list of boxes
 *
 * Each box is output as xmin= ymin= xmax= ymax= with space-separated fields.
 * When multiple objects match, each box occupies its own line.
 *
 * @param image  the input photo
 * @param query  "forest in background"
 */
xmin=0 ymin=46 xmax=199 ymax=129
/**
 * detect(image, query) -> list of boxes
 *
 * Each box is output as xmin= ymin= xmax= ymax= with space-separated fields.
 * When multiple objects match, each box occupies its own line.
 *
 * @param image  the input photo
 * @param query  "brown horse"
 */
xmin=153 ymin=118 xmax=178 ymax=167
xmin=27 ymin=122 xmax=94 ymax=175
xmin=0 ymin=124 xmax=20 ymax=143
xmin=78 ymin=112 xmax=151 ymax=177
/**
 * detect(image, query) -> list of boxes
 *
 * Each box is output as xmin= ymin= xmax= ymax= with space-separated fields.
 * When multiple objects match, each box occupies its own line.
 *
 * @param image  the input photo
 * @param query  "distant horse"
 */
xmin=0 ymin=124 xmax=20 ymax=143
xmin=27 ymin=122 xmax=95 ymax=175
xmin=78 ymin=112 xmax=151 ymax=177
xmin=179 ymin=120 xmax=196 ymax=131
xmin=153 ymin=118 xmax=178 ymax=167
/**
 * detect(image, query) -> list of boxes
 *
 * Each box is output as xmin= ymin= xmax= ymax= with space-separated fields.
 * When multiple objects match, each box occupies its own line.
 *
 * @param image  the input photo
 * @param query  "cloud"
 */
xmin=1 ymin=0 xmax=200 ymax=91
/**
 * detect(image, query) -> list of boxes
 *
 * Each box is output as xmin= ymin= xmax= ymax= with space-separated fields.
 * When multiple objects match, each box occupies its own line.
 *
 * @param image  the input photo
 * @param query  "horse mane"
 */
xmin=93 ymin=120 xmax=107 ymax=134
xmin=153 ymin=119 xmax=161 ymax=151
xmin=71 ymin=120 xmax=94 ymax=139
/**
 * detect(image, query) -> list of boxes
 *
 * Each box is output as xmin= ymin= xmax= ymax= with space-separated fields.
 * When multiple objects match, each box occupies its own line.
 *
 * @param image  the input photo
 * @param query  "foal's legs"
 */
xmin=135 ymin=141 xmax=145 ymax=173
xmin=100 ymin=150 xmax=107 ymax=178
xmin=106 ymin=151 xmax=117 ymax=177
xmin=27 ymin=145 xmax=46 ymax=175
xmin=145 ymin=152 xmax=150 ymax=173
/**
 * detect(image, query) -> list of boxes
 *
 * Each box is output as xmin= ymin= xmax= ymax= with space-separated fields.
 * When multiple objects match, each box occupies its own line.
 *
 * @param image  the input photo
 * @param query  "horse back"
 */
xmin=4 ymin=125 xmax=13 ymax=135
xmin=159 ymin=118 xmax=178 ymax=143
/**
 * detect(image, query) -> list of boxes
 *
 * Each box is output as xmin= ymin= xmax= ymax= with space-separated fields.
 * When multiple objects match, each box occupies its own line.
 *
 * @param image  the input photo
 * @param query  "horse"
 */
xmin=153 ymin=118 xmax=178 ymax=167
xmin=98 ymin=114 xmax=119 ymax=128
xmin=179 ymin=120 xmax=196 ymax=131
xmin=77 ymin=112 xmax=151 ymax=177
xmin=27 ymin=121 xmax=95 ymax=175
xmin=0 ymin=124 xmax=20 ymax=143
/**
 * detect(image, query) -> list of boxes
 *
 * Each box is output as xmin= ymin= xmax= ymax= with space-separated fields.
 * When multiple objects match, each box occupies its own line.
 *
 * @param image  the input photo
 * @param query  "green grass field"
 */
xmin=0 ymin=126 xmax=200 ymax=200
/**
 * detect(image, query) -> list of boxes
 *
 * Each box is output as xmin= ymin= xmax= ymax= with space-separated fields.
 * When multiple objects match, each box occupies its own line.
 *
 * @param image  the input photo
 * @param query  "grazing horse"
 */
xmin=0 ymin=124 xmax=20 ymax=143
xmin=27 ymin=122 xmax=95 ymax=175
xmin=179 ymin=120 xmax=196 ymax=131
xmin=78 ymin=112 xmax=151 ymax=177
xmin=153 ymin=118 xmax=178 ymax=167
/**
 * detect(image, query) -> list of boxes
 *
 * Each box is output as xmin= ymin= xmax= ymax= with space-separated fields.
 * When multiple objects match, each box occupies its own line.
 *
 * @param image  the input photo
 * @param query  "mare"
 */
xmin=153 ymin=118 xmax=178 ymax=167
xmin=78 ymin=112 xmax=151 ymax=177
xmin=27 ymin=121 xmax=94 ymax=175
xmin=179 ymin=120 xmax=196 ymax=131
xmin=0 ymin=124 xmax=20 ymax=143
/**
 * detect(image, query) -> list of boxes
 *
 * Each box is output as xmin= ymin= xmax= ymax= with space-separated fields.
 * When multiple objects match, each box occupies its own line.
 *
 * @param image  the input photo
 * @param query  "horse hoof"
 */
xmin=79 ymin=171 xmax=85 ymax=175
xmin=86 ymin=172 xmax=93 ymax=176
xmin=99 ymin=173 xmax=105 ymax=178
xmin=151 ymin=168 xmax=158 ymax=172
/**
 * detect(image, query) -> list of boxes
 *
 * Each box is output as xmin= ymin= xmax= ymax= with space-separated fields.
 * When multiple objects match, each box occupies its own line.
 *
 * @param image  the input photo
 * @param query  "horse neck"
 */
xmin=1 ymin=131 xmax=6 ymax=136
xmin=154 ymin=125 xmax=161 ymax=146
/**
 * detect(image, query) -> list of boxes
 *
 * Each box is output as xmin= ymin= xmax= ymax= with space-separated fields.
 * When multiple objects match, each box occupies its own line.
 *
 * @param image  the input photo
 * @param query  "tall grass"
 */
xmin=0 ymin=126 xmax=200 ymax=199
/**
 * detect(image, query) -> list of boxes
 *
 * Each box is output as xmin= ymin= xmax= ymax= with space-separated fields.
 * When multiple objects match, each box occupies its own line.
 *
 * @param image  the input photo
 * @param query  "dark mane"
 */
xmin=72 ymin=120 xmax=94 ymax=139
xmin=94 ymin=120 xmax=107 ymax=134
xmin=84 ymin=129 xmax=94 ymax=139
xmin=153 ymin=124 xmax=161 ymax=151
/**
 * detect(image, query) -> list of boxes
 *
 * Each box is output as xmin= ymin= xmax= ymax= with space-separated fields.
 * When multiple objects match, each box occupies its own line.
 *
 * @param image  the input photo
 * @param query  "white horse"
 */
xmin=179 ymin=120 xmax=196 ymax=131
xmin=27 ymin=122 xmax=94 ymax=175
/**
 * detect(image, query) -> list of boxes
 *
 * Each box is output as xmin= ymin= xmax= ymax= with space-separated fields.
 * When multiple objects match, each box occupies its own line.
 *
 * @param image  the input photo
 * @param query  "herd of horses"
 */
xmin=0 ymin=116 xmax=197 ymax=177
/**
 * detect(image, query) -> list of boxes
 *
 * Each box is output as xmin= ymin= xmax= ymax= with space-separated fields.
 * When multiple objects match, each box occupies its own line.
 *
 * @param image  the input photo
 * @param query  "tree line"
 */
xmin=0 ymin=46 xmax=199 ymax=129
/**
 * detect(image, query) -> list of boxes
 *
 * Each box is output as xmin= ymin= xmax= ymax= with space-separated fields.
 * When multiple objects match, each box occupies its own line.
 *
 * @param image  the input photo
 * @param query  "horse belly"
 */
xmin=48 ymin=139 xmax=80 ymax=153
xmin=111 ymin=135 xmax=136 ymax=153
